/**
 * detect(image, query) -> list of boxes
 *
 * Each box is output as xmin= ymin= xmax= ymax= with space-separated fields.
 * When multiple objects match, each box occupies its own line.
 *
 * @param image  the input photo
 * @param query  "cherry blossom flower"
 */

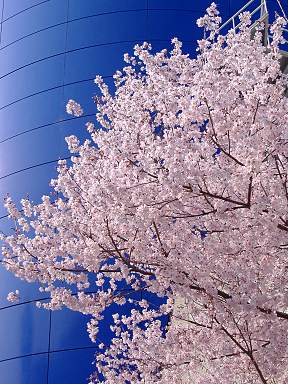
xmin=66 ymin=99 xmax=83 ymax=117
xmin=7 ymin=290 xmax=20 ymax=303
xmin=2 ymin=4 xmax=288 ymax=383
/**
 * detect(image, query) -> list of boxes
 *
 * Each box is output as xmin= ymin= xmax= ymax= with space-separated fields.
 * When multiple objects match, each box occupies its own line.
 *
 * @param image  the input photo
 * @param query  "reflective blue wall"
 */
xmin=0 ymin=1 xmax=286 ymax=383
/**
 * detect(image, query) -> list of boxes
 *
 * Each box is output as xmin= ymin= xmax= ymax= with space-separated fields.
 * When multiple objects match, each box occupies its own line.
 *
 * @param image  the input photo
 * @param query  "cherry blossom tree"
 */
xmin=1 ymin=3 xmax=288 ymax=383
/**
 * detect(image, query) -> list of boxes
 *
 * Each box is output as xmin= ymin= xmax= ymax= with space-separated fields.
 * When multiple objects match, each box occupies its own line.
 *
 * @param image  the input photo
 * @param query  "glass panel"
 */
xmin=0 ymin=302 xmax=49 ymax=360
xmin=68 ymin=0 xmax=146 ymax=19
xmin=227 ymin=0 xmax=252 ymax=15
xmin=1 ymin=0 xmax=67 ymax=47
xmin=267 ymin=0 xmax=288 ymax=23
xmin=3 ymin=0 xmax=50 ymax=20
xmin=0 ymin=88 xmax=63 ymax=142
xmin=60 ymin=79 xmax=117 ymax=150
xmin=50 ymin=309 xmax=93 ymax=350
xmin=148 ymin=0 xmax=230 ymax=13
xmin=0 ymin=354 xmax=47 ymax=384
xmin=0 ymin=125 xmax=62 ymax=176
xmin=0 ymin=24 xmax=66 ymax=78
xmin=64 ymin=42 xmax=134 ymax=83
xmin=0 ymin=265 xmax=47 ymax=307
xmin=0 ymin=162 xmax=59 ymax=216
xmin=56 ymin=114 xmax=93 ymax=155
xmin=0 ymin=115 xmax=94 ymax=183
xmin=48 ymin=349 xmax=96 ymax=383
xmin=63 ymin=80 xmax=98 ymax=115
xmin=67 ymin=10 xmax=147 ymax=51
xmin=0 ymin=114 xmax=97 ymax=178
xmin=0 ymin=56 xmax=64 ymax=108
xmin=63 ymin=78 xmax=115 ymax=115
xmin=147 ymin=9 xmax=203 ymax=42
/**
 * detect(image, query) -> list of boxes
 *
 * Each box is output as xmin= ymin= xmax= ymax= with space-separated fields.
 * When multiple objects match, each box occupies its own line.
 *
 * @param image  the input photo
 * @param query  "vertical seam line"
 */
xmin=46 ymin=310 xmax=52 ymax=384
xmin=61 ymin=0 xmax=70 ymax=119
xmin=0 ymin=0 xmax=5 ymax=46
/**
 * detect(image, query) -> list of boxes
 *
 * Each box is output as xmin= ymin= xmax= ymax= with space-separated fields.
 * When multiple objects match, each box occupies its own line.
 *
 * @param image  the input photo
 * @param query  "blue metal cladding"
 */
xmin=0 ymin=1 xmax=287 ymax=383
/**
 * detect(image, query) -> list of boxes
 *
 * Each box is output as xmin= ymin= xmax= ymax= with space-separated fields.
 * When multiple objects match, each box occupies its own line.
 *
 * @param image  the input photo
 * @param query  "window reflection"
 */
xmin=0 ymin=163 xmax=59 ymax=221
xmin=50 ymin=309 xmax=93 ymax=350
xmin=0 ymin=24 xmax=66 ymax=78
xmin=0 ymin=303 xmax=49 ymax=360
xmin=67 ymin=11 xmax=146 ymax=50
xmin=1 ymin=0 xmax=66 ymax=47
xmin=3 ymin=0 xmax=50 ymax=21
xmin=64 ymin=43 xmax=136 ymax=83
xmin=0 ymin=266 xmax=47 ymax=307
xmin=0 ymin=56 xmax=64 ymax=107
xmin=0 ymin=88 xmax=62 ymax=140
xmin=0 ymin=354 xmax=47 ymax=384
xmin=48 ymin=349 xmax=96 ymax=383
xmin=68 ymin=0 xmax=146 ymax=20
xmin=147 ymin=9 xmax=203 ymax=41
xmin=148 ymin=0 xmax=230 ymax=12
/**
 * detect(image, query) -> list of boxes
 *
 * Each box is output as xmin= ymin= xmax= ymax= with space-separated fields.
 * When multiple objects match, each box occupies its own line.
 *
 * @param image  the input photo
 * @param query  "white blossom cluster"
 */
xmin=66 ymin=99 xmax=83 ymax=117
xmin=6 ymin=290 xmax=20 ymax=303
xmin=2 ymin=4 xmax=288 ymax=383
xmin=196 ymin=2 xmax=222 ymax=34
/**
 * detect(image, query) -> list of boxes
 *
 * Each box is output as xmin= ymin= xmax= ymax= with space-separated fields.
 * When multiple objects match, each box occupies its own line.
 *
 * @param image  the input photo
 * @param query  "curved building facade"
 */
xmin=0 ymin=1 xmax=286 ymax=383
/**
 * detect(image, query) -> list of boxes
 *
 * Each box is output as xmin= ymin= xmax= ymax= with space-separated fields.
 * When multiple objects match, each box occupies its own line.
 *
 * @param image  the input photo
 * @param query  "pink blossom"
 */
xmin=2 ymin=4 xmax=288 ymax=383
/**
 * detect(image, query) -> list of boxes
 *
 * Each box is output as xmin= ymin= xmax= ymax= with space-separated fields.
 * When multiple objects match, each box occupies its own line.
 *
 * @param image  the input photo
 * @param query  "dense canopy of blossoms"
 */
xmin=1 ymin=4 xmax=288 ymax=383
